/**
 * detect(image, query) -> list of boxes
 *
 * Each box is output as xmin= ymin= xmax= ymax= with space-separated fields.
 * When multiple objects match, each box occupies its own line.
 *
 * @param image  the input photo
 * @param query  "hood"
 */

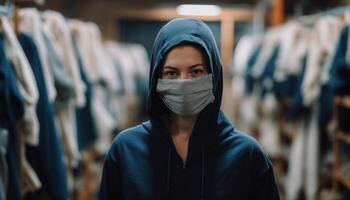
xmin=148 ymin=19 xmax=225 ymax=142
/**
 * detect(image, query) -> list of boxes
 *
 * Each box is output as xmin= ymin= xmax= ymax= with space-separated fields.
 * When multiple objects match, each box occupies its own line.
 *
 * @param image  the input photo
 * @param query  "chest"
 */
xmin=119 ymin=147 xmax=254 ymax=200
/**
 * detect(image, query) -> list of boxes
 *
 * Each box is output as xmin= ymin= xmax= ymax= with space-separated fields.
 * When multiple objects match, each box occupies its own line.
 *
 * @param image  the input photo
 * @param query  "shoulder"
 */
xmin=222 ymin=128 xmax=261 ymax=152
xmin=106 ymin=121 xmax=151 ymax=161
xmin=217 ymin=111 xmax=261 ymax=152
xmin=216 ymin=112 xmax=267 ymax=162
xmin=223 ymin=129 xmax=272 ymax=172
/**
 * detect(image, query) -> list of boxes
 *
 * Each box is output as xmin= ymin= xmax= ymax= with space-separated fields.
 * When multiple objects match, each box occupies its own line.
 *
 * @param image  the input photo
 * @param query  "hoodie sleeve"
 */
xmin=250 ymin=144 xmax=280 ymax=200
xmin=98 ymin=146 xmax=123 ymax=200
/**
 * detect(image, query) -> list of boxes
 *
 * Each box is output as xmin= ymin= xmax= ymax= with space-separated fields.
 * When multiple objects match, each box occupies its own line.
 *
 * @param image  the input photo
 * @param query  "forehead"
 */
xmin=163 ymin=44 xmax=207 ymax=67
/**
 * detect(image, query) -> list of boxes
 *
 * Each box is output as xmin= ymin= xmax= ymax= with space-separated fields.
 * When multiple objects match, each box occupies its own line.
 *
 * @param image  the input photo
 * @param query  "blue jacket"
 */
xmin=0 ymin=33 xmax=25 ymax=200
xmin=330 ymin=25 xmax=350 ymax=95
xmin=72 ymin=38 xmax=98 ymax=151
xmin=18 ymin=34 xmax=69 ymax=200
xmin=99 ymin=18 xmax=280 ymax=200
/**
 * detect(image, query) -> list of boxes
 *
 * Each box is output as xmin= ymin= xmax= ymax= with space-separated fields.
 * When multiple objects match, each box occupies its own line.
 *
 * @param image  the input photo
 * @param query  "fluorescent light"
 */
xmin=176 ymin=4 xmax=222 ymax=16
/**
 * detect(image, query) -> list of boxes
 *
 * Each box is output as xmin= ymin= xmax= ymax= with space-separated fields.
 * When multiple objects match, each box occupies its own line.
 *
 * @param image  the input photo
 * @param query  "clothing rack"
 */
xmin=332 ymin=96 xmax=350 ymax=190
xmin=320 ymin=5 xmax=350 ymax=17
xmin=296 ymin=5 xmax=350 ymax=25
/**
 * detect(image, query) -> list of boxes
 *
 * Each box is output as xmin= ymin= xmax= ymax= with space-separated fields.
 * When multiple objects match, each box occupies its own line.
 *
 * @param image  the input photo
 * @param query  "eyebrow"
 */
xmin=163 ymin=64 xmax=205 ymax=70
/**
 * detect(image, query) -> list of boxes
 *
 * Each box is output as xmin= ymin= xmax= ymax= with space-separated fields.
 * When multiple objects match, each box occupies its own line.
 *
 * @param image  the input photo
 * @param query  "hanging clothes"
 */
xmin=105 ymin=42 xmax=143 ymax=129
xmin=1 ymin=15 xmax=43 ymax=199
xmin=285 ymin=104 xmax=319 ymax=200
xmin=68 ymin=21 xmax=118 ymax=154
xmin=71 ymin=31 xmax=98 ymax=151
xmin=19 ymin=8 xmax=56 ymax=103
xmin=234 ymin=36 xmax=263 ymax=134
xmin=18 ymin=33 xmax=69 ymax=200
xmin=1 ymin=16 xmax=40 ymax=148
xmin=273 ymin=24 xmax=310 ymax=103
xmin=330 ymin=24 xmax=350 ymax=95
xmin=104 ymin=42 xmax=130 ymax=129
xmin=126 ymin=44 xmax=150 ymax=120
xmin=42 ymin=27 xmax=75 ymax=112
xmin=328 ymin=23 xmax=350 ymax=134
xmin=0 ymin=129 xmax=9 ymax=200
xmin=286 ymin=16 xmax=343 ymax=200
xmin=68 ymin=20 xmax=100 ymax=83
xmin=302 ymin=16 xmax=343 ymax=107
xmin=0 ymin=128 xmax=9 ymax=199
xmin=0 ymin=33 xmax=25 ymax=200
xmin=42 ymin=11 xmax=85 ymax=107
xmin=257 ymin=43 xmax=282 ymax=158
xmin=42 ymin=11 xmax=83 ymax=167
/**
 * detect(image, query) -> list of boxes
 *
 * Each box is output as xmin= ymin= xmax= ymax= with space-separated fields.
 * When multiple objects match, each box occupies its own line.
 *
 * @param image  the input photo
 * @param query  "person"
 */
xmin=98 ymin=18 xmax=280 ymax=200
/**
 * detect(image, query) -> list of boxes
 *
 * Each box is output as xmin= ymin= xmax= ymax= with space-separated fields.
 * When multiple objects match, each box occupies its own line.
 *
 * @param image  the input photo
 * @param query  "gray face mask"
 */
xmin=156 ymin=74 xmax=215 ymax=116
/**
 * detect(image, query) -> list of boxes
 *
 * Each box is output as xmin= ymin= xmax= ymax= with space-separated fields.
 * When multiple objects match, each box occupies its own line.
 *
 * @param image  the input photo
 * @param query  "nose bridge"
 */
xmin=180 ymin=69 xmax=191 ymax=79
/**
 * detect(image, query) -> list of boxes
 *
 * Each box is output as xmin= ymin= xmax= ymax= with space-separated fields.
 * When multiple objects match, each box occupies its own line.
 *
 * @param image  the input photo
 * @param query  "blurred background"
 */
xmin=1 ymin=0 xmax=350 ymax=199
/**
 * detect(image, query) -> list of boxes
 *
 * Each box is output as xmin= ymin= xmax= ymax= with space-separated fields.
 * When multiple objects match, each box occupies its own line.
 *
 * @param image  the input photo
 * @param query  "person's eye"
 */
xmin=163 ymin=70 xmax=179 ymax=79
xmin=191 ymin=69 xmax=205 ymax=77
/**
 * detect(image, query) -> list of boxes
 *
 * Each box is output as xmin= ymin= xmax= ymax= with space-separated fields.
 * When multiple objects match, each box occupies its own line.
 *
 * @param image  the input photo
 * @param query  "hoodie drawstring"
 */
xmin=201 ymin=145 xmax=205 ymax=200
xmin=167 ymin=148 xmax=171 ymax=194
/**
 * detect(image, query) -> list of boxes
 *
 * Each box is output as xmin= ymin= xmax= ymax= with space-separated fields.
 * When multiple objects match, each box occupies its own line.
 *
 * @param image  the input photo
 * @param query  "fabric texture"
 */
xmin=0 ymin=32 xmax=25 ymax=200
xmin=18 ymin=33 xmax=69 ymax=200
xmin=19 ymin=8 xmax=56 ymax=103
xmin=1 ymin=16 xmax=40 ymax=147
xmin=156 ymin=74 xmax=215 ymax=116
xmin=43 ymin=11 xmax=83 ymax=165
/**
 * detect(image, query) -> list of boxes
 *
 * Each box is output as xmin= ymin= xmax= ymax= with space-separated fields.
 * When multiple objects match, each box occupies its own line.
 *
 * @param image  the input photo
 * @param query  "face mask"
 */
xmin=156 ymin=74 xmax=215 ymax=116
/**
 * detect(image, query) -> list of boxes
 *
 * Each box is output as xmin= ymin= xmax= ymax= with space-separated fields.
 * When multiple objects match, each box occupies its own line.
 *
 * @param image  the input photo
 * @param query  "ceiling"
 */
xmin=46 ymin=0 xmax=349 ymax=18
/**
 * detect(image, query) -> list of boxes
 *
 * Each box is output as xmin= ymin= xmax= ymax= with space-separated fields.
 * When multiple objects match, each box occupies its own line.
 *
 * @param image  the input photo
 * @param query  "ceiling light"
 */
xmin=176 ymin=4 xmax=222 ymax=16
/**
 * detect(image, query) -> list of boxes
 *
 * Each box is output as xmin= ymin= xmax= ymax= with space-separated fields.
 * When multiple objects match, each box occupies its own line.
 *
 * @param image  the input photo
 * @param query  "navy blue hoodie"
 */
xmin=99 ymin=18 xmax=280 ymax=200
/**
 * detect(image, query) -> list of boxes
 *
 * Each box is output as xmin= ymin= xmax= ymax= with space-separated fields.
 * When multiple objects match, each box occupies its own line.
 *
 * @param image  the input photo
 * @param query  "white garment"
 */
xmin=1 ymin=16 xmax=40 ymax=146
xmin=105 ymin=41 xmax=127 ymax=93
xmin=281 ymin=28 xmax=312 ymax=77
xmin=68 ymin=20 xmax=100 ymax=83
xmin=55 ymin=101 xmax=80 ymax=167
xmin=42 ymin=11 xmax=86 ymax=107
xmin=1 ymin=16 xmax=42 ymax=193
xmin=105 ymin=42 xmax=146 ymax=129
xmin=105 ymin=42 xmax=137 ymax=94
xmin=238 ymin=87 xmax=260 ymax=135
xmin=19 ymin=8 xmax=56 ymax=103
xmin=302 ymin=16 xmax=342 ymax=106
xmin=86 ymin=23 xmax=119 ymax=92
xmin=231 ymin=35 xmax=262 ymax=128
xmin=104 ymin=42 xmax=131 ymax=126
xmin=285 ymin=119 xmax=306 ymax=200
xmin=70 ymin=21 xmax=118 ymax=91
xmin=274 ymin=21 xmax=304 ymax=81
xmin=259 ymin=93 xmax=281 ymax=158
xmin=92 ymin=85 xmax=116 ymax=154
xmin=276 ymin=21 xmax=302 ymax=71
xmin=285 ymin=104 xmax=320 ymax=200
xmin=42 ymin=11 xmax=83 ymax=165
xmin=232 ymin=35 xmax=263 ymax=76
xmin=127 ymin=44 xmax=150 ymax=77
xmin=69 ymin=21 xmax=119 ymax=153
xmin=251 ymin=27 xmax=282 ymax=79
